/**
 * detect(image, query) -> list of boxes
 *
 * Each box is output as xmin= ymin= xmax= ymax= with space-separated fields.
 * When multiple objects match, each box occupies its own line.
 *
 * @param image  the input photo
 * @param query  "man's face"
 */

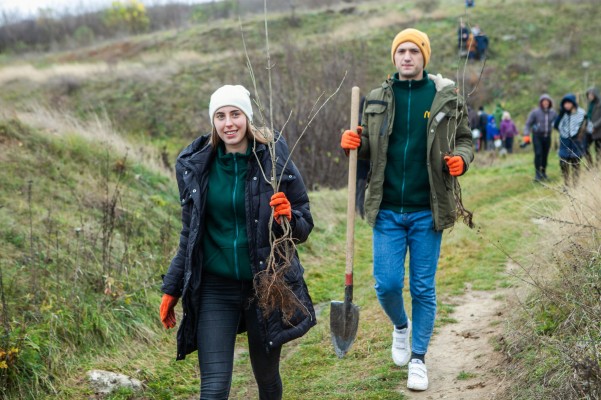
xmin=394 ymin=42 xmax=425 ymax=81
xmin=541 ymin=99 xmax=550 ymax=109
xmin=563 ymin=102 xmax=574 ymax=112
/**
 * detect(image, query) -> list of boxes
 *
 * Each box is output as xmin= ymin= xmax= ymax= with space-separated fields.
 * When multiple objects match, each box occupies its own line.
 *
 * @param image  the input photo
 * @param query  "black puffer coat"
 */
xmin=161 ymin=133 xmax=316 ymax=360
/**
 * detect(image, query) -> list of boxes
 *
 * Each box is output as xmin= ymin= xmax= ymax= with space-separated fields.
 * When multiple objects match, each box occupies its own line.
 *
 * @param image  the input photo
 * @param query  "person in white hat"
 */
xmin=159 ymin=84 xmax=316 ymax=399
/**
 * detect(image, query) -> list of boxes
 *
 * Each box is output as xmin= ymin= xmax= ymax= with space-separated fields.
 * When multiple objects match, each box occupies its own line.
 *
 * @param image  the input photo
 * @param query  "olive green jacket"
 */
xmin=358 ymin=73 xmax=474 ymax=230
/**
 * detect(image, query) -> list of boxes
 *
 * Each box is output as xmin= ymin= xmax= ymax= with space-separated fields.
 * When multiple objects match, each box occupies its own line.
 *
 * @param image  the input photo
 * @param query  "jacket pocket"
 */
xmin=180 ymin=192 xmax=193 ymax=206
xmin=365 ymin=101 xmax=387 ymax=114
xmin=365 ymin=101 xmax=389 ymax=137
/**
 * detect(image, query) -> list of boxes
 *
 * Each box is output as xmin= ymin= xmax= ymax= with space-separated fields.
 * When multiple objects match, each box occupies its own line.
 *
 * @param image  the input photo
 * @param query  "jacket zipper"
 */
xmin=233 ymin=153 xmax=240 ymax=280
xmin=400 ymin=80 xmax=412 ymax=213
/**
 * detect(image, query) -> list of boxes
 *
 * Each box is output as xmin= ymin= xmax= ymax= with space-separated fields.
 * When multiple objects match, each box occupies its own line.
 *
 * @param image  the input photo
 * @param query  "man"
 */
xmin=586 ymin=87 xmax=601 ymax=165
xmin=524 ymin=94 xmax=557 ymax=181
xmin=340 ymin=28 xmax=473 ymax=391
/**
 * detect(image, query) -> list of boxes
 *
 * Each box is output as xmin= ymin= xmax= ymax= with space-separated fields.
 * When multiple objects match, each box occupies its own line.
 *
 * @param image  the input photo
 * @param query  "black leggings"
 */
xmin=560 ymin=157 xmax=581 ymax=187
xmin=533 ymin=134 xmax=551 ymax=176
xmin=197 ymin=273 xmax=282 ymax=400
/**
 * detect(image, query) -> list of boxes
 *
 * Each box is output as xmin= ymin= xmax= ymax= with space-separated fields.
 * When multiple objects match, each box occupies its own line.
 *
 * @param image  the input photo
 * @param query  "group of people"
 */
xmin=524 ymin=89 xmax=601 ymax=185
xmin=159 ymin=27 xmax=473 ymax=398
xmin=457 ymin=21 xmax=489 ymax=61
xmin=468 ymin=89 xmax=601 ymax=187
xmin=469 ymin=103 xmax=519 ymax=154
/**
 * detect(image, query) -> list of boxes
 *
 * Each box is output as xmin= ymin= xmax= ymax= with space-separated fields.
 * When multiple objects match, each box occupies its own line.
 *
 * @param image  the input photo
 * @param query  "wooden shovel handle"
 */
xmin=345 ymin=86 xmax=360 ymax=285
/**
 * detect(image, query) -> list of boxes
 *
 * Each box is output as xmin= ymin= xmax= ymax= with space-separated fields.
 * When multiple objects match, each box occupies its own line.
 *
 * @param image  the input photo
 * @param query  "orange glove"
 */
xmin=444 ymin=155 xmax=465 ymax=177
xmin=523 ymin=135 xmax=531 ymax=144
xmin=340 ymin=126 xmax=362 ymax=150
xmin=160 ymin=293 xmax=178 ymax=329
xmin=269 ymin=192 xmax=292 ymax=224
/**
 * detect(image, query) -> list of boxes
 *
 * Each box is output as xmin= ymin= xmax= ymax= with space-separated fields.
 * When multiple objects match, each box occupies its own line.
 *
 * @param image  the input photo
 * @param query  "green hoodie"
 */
xmin=201 ymin=144 xmax=252 ymax=281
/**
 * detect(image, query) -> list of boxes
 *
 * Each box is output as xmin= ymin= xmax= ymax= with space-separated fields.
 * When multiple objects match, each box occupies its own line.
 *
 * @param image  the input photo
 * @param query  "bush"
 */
xmin=103 ymin=0 xmax=150 ymax=34
xmin=72 ymin=25 xmax=95 ymax=46
xmin=247 ymin=39 xmax=368 ymax=189
xmin=503 ymin=171 xmax=601 ymax=399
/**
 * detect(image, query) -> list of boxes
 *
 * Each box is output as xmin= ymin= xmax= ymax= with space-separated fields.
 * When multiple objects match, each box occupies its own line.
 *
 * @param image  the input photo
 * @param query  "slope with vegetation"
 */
xmin=0 ymin=0 xmax=600 ymax=398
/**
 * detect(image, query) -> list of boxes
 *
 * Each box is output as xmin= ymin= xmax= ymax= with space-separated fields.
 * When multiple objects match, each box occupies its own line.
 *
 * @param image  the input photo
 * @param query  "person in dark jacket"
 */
xmin=524 ymin=94 xmax=558 ymax=181
xmin=477 ymin=106 xmax=488 ymax=152
xmin=554 ymin=93 xmax=587 ymax=187
xmin=340 ymin=28 xmax=473 ymax=392
xmin=457 ymin=21 xmax=470 ymax=54
xmin=468 ymin=105 xmax=481 ymax=152
xmin=159 ymin=84 xmax=316 ymax=400
xmin=586 ymin=87 xmax=601 ymax=165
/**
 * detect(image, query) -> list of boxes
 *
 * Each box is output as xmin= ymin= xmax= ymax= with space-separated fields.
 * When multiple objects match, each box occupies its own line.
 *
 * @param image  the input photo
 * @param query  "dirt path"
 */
xmin=400 ymin=285 xmax=514 ymax=399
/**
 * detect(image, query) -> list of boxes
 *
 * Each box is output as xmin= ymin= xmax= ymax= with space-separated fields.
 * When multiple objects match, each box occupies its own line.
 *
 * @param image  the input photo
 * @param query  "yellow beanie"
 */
xmin=390 ymin=28 xmax=431 ymax=67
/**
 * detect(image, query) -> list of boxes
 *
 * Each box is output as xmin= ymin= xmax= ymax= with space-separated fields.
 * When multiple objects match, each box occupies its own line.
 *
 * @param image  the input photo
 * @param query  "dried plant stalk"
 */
xmin=240 ymin=0 xmax=344 ymax=323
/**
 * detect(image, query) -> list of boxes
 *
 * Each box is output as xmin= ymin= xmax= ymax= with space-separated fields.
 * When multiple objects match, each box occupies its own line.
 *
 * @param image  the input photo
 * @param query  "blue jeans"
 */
xmin=373 ymin=209 xmax=443 ymax=355
xmin=197 ymin=273 xmax=282 ymax=400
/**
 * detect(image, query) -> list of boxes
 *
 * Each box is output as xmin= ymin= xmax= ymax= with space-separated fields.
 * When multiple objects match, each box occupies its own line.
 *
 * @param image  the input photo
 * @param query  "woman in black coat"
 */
xmin=160 ymin=84 xmax=316 ymax=400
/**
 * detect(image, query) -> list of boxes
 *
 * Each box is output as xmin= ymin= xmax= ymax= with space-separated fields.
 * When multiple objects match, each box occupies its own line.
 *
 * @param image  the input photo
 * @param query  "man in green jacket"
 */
xmin=340 ymin=28 xmax=473 ymax=391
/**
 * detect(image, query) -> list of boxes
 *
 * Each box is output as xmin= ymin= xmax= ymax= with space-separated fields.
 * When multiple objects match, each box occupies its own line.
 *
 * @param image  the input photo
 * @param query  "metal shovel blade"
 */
xmin=330 ymin=297 xmax=360 ymax=358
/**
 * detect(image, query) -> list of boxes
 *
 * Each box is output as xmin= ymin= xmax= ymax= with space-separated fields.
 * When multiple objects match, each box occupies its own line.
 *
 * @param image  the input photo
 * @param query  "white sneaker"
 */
xmin=391 ymin=320 xmax=411 ymax=366
xmin=407 ymin=359 xmax=428 ymax=391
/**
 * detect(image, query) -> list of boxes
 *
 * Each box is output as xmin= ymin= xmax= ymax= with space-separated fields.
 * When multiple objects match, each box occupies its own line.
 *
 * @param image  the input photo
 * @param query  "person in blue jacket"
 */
xmin=486 ymin=114 xmax=499 ymax=151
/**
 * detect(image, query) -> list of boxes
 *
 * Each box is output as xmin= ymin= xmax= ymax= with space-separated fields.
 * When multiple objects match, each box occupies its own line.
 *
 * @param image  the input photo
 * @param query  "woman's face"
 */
xmin=213 ymin=106 xmax=248 ymax=153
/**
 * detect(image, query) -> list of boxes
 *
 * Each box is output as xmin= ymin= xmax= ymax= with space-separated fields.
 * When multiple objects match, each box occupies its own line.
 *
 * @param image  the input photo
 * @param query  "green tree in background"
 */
xmin=103 ymin=0 xmax=150 ymax=34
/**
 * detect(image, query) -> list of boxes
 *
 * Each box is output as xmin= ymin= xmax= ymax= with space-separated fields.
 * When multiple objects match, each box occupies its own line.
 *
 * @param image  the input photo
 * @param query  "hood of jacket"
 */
xmin=587 ymin=87 xmax=600 ymax=101
xmin=539 ymin=93 xmax=553 ymax=108
xmin=560 ymin=93 xmax=578 ymax=110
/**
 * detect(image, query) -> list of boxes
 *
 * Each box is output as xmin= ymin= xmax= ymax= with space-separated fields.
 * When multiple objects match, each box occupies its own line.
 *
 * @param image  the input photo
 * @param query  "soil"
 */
xmin=399 ymin=285 xmax=515 ymax=400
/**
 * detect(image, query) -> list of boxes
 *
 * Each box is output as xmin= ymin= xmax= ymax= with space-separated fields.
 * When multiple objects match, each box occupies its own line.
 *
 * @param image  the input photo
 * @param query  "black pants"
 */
xmin=560 ymin=157 xmax=581 ymax=187
xmin=504 ymin=136 xmax=514 ymax=153
xmin=197 ymin=273 xmax=282 ymax=400
xmin=533 ymin=135 xmax=551 ymax=178
xmin=594 ymin=138 xmax=601 ymax=163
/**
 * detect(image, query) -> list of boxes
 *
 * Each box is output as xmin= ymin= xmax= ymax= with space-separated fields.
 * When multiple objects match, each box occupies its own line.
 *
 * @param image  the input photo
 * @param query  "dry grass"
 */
xmin=0 ymin=104 xmax=170 ymax=177
xmin=0 ymin=48 xmax=222 ymax=86
xmin=503 ymin=168 xmax=601 ymax=399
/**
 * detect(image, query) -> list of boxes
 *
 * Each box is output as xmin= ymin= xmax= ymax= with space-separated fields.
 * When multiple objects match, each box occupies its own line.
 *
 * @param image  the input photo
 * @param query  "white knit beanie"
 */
xmin=209 ymin=85 xmax=253 ymax=126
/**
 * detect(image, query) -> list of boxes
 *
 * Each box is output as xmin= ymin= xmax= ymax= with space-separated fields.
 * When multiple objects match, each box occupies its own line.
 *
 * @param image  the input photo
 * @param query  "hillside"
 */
xmin=1 ymin=0 xmax=600 ymax=398
xmin=2 ymin=0 xmax=600 ymax=188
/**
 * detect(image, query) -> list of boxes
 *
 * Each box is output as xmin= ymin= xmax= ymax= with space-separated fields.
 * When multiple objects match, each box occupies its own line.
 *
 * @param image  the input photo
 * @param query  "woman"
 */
xmin=554 ymin=93 xmax=587 ymax=187
xmin=159 ymin=84 xmax=316 ymax=399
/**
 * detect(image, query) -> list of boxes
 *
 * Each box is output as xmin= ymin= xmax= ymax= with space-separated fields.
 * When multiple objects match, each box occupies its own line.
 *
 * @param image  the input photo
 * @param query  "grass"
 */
xmin=0 ymin=108 xmax=563 ymax=399
xmin=1 ymin=0 xmax=601 ymax=398
xmin=457 ymin=371 xmax=477 ymax=380
xmin=500 ymin=168 xmax=601 ymax=399
xmin=0 ymin=117 xmax=182 ymax=399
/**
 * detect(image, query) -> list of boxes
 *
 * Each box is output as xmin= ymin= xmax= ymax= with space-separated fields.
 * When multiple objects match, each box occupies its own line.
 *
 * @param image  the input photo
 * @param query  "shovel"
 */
xmin=330 ymin=86 xmax=361 ymax=358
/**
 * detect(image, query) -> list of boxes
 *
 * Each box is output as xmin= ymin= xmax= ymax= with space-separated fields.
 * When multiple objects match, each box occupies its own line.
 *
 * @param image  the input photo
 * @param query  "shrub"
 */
xmin=503 ymin=171 xmax=601 ymax=399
